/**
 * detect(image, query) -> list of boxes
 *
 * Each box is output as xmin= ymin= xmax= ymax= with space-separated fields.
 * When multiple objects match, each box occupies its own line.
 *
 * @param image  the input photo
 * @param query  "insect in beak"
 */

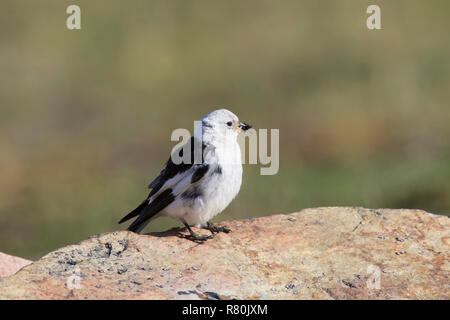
xmin=238 ymin=122 xmax=252 ymax=131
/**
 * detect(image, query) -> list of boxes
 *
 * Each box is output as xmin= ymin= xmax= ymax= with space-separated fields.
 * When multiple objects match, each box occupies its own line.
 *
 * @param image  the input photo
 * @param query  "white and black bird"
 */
xmin=119 ymin=109 xmax=251 ymax=242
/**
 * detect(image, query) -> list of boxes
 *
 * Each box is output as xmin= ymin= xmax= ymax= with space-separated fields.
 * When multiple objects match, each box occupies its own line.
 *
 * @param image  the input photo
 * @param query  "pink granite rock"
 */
xmin=0 ymin=252 xmax=32 ymax=278
xmin=0 ymin=207 xmax=448 ymax=299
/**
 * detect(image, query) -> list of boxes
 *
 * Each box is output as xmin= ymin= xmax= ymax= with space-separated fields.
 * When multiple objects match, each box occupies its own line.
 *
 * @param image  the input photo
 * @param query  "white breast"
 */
xmin=166 ymin=140 xmax=243 ymax=226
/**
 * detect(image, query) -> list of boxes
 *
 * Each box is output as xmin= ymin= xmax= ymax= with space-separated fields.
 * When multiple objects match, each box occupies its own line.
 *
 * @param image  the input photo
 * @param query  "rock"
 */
xmin=0 ymin=207 xmax=448 ymax=299
xmin=0 ymin=252 xmax=32 ymax=278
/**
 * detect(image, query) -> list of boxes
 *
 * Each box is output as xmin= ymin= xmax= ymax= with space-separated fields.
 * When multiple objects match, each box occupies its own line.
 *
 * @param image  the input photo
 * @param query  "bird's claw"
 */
xmin=177 ymin=232 xmax=216 ymax=244
xmin=205 ymin=222 xmax=231 ymax=234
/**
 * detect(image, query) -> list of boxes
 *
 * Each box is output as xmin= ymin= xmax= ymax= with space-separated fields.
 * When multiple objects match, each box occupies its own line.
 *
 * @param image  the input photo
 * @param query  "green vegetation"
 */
xmin=1 ymin=1 xmax=449 ymax=259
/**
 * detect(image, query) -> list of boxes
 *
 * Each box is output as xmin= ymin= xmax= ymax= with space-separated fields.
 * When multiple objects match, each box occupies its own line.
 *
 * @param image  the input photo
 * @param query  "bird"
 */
xmin=118 ymin=109 xmax=251 ymax=242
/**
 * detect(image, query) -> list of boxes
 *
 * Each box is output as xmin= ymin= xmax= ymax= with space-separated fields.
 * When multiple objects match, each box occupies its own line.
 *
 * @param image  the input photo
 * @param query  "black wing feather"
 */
xmin=191 ymin=164 xmax=210 ymax=184
xmin=119 ymin=136 xmax=213 ymax=232
xmin=147 ymin=136 xmax=207 ymax=197
xmin=118 ymin=190 xmax=152 ymax=224
xmin=118 ymin=200 xmax=147 ymax=224
xmin=127 ymin=189 xmax=175 ymax=232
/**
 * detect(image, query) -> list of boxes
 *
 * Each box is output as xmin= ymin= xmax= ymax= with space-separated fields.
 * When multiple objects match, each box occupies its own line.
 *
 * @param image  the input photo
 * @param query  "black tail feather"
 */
xmin=118 ymin=200 xmax=148 ymax=224
xmin=127 ymin=189 xmax=175 ymax=233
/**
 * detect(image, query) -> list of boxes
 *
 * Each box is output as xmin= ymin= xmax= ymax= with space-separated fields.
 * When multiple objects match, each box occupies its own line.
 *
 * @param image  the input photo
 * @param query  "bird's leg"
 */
xmin=203 ymin=222 xmax=231 ymax=234
xmin=177 ymin=223 xmax=216 ymax=243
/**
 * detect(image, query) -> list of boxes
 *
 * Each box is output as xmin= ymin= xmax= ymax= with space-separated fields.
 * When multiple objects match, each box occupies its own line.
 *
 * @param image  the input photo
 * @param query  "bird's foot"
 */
xmin=177 ymin=223 xmax=216 ymax=244
xmin=204 ymin=222 xmax=231 ymax=234
xmin=177 ymin=231 xmax=215 ymax=244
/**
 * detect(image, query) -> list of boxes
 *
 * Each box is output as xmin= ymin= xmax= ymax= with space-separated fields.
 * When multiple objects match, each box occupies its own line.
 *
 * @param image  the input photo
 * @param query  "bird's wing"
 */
xmin=147 ymin=136 xmax=206 ymax=197
xmin=119 ymin=137 xmax=213 ymax=231
xmin=125 ymin=163 xmax=210 ymax=232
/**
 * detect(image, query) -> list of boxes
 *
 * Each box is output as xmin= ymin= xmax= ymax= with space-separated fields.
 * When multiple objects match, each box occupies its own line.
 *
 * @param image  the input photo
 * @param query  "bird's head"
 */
xmin=200 ymin=109 xmax=252 ymax=142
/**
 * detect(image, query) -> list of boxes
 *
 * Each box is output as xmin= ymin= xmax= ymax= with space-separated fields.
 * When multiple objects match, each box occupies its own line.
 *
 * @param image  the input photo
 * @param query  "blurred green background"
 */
xmin=1 ymin=1 xmax=449 ymax=260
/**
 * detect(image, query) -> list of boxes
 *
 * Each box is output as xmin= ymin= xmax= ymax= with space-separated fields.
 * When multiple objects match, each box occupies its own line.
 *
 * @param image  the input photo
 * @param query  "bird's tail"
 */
xmin=127 ymin=216 xmax=152 ymax=233
xmin=119 ymin=201 xmax=153 ymax=233
xmin=118 ymin=200 xmax=148 ymax=225
xmin=119 ymin=189 xmax=175 ymax=233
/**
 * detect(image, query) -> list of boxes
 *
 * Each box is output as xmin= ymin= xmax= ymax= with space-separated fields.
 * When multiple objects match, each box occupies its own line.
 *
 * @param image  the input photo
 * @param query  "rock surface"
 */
xmin=0 ymin=252 xmax=32 ymax=278
xmin=0 ymin=207 xmax=448 ymax=299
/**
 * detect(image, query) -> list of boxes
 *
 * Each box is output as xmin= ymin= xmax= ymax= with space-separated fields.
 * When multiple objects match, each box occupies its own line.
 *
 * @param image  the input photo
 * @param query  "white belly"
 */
xmin=162 ymin=144 xmax=243 ymax=225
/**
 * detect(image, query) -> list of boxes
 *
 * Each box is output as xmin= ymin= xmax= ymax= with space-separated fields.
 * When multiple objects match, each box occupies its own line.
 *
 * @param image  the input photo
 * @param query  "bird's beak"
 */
xmin=238 ymin=122 xmax=252 ymax=131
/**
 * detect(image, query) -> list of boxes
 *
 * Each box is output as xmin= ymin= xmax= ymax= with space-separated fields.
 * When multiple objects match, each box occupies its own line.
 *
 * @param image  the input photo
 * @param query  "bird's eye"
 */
xmin=226 ymin=121 xmax=233 ymax=127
